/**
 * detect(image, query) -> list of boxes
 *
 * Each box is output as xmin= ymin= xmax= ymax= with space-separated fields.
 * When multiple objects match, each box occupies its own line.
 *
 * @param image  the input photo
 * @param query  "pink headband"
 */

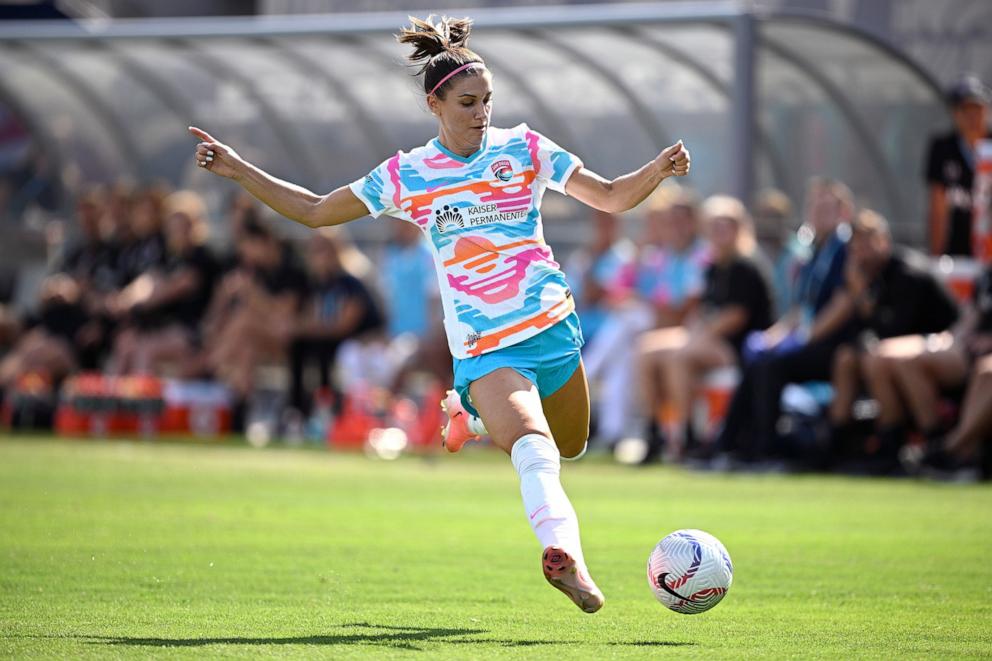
xmin=428 ymin=62 xmax=485 ymax=96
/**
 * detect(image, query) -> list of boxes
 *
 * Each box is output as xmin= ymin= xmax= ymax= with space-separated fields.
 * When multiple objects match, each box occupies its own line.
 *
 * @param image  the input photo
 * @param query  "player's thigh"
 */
xmin=469 ymin=367 xmax=553 ymax=454
xmin=542 ymin=359 xmax=591 ymax=458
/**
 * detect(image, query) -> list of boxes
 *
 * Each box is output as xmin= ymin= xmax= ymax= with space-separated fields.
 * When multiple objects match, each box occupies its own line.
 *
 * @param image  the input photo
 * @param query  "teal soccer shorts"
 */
xmin=452 ymin=311 xmax=584 ymax=418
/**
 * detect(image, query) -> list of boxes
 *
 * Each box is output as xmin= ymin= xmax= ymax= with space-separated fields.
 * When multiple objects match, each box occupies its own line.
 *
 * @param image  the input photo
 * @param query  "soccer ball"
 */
xmin=647 ymin=529 xmax=733 ymax=614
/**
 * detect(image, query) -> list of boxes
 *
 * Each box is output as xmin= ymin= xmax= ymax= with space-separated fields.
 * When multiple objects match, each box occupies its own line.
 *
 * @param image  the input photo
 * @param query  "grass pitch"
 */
xmin=1 ymin=436 xmax=990 ymax=659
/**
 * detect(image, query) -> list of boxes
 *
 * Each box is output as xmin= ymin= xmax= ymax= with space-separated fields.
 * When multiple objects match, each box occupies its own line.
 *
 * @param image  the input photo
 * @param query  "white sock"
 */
xmin=510 ymin=433 xmax=587 ymax=570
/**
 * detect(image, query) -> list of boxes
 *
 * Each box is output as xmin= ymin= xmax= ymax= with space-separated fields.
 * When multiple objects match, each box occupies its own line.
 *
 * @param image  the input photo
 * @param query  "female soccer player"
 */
xmin=190 ymin=15 xmax=690 ymax=613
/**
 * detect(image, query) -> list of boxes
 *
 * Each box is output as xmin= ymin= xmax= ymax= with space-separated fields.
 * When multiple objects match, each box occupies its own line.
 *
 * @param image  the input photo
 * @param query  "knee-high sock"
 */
xmin=510 ymin=433 xmax=587 ymax=570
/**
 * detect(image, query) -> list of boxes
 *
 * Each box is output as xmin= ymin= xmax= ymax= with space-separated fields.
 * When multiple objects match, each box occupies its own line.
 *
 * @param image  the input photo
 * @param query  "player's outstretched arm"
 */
xmin=565 ymin=140 xmax=690 ymax=214
xmin=189 ymin=126 xmax=369 ymax=228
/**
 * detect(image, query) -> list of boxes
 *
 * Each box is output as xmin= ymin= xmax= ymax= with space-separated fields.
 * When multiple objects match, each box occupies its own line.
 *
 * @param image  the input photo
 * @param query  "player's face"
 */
xmin=430 ymin=70 xmax=493 ymax=154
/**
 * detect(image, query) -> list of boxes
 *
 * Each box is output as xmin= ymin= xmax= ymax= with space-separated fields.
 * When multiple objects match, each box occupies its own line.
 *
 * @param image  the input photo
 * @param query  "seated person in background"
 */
xmin=111 ymin=185 xmax=167 ymax=289
xmin=0 ymin=267 xmax=18 ymax=355
xmin=108 ymin=191 xmax=216 ymax=376
xmin=829 ymin=210 xmax=959 ymax=471
xmin=925 ymin=75 xmax=990 ymax=257
xmin=0 ymin=274 xmax=87 ymax=396
xmin=916 ymin=355 xmax=992 ymax=481
xmin=55 ymin=188 xmax=122 ymax=370
xmin=201 ymin=218 xmax=305 ymax=404
xmin=582 ymin=186 xmax=707 ymax=446
xmin=638 ymin=195 xmax=772 ymax=462
xmin=714 ymin=178 xmax=853 ymax=466
xmin=753 ymin=188 xmax=808 ymax=318
xmin=289 ymin=229 xmax=384 ymax=417
xmin=893 ymin=263 xmax=992 ymax=479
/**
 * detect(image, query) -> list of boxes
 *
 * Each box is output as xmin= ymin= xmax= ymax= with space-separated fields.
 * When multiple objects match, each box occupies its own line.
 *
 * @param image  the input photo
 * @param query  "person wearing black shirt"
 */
xmin=925 ymin=75 xmax=991 ymax=256
xmin=886 ymin=263 xmax=992 ymax=480
xmin=638 ymin=195 xmax=772 ymax=462
xmin=0 ymin=274 xmax=86 ymax=393
xmin=56 ymin=189 xmax=123 ymax=369
xmin=288 ymin=231 xmax=384 ymax=415
xmin=828 ymin=210 xmax=959 ymax=470
xmin=202 ymin=218 xmax=305 ymax=400
xmin=109 ymin=195 xmax=217 ymax=375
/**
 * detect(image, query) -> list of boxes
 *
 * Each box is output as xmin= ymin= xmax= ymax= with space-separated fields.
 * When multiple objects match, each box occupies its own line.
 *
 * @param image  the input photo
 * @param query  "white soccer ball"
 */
xmin=647 ymin=529 xmax=733 ymax=614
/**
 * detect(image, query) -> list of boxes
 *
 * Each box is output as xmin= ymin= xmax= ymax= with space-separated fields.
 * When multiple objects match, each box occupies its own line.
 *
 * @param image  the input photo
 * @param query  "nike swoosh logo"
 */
xmin=657 ymin=573 xmax=692 ymax=601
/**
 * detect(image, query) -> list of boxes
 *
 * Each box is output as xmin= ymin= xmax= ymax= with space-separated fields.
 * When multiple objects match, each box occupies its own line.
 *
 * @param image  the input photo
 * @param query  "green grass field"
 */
xmin=1 ymin=435 xmax=990 ymax=659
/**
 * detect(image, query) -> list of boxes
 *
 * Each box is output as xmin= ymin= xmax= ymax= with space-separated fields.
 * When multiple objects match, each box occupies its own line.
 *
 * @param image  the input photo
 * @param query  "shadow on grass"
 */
xmin=87 ymin=622 xmax=487 ymax=652
xmin=80 ymin=621 xmax=694 ymax=651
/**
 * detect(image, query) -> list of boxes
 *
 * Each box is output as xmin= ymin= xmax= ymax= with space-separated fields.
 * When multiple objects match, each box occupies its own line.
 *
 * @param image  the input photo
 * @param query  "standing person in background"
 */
xmin=925 ymin=75 xmax=991 ymax=256
xmin=189 ymin=15 xmax=690 ymax=613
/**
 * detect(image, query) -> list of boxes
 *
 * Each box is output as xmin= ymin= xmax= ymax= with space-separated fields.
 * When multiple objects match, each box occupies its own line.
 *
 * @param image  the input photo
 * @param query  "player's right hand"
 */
xmin=189 ymin=126 xmax=242 ymax=180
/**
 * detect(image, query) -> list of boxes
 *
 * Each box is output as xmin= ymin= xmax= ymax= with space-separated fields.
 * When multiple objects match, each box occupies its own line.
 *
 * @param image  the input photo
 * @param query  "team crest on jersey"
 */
xmin=435 ymin=205 xmax=465 ymax=233
xmin=491 ymin=159 xmax=514 ymax=182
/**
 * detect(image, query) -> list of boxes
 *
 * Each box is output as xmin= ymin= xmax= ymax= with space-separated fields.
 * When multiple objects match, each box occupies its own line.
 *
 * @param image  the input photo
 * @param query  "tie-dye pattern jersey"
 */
xmin=349 ymin=124 xmax=582 ymax=359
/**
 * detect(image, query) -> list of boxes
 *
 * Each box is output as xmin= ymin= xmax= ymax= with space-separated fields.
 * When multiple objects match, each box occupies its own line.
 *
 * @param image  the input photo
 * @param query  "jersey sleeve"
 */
xmin=522 ymin=125 xmax=583 ymax=195
xmin=349 ymin=152 xmax=405 ymax=219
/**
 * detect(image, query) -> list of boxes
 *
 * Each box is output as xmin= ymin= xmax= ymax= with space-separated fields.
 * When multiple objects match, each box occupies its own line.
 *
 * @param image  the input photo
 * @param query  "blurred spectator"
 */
xmin=914 ymin=356 xmax=992 ymax=481
xmin=0 ymin=267 xmax=17 ymax=353
xmin=880 ymin=262 xmax=992 ymax=480
xmin=925 ymin=75 xmax=991 ymax=256
xmin=829 ymin=210 xmax=959 ymax=472
xmin=381 ymin=219 xmax=437 ymax=341
xmin=638 ymin=195 xmax=772 ymax=463
xmin=108 ymin=191 xmax=217 ymax=376
xmin=753 ymin=189 xmax=808 ymax=317
xmin=54 ymin=187 xmax=120 ymax=369
xmin=218 ymin=191 xmax=263 ymax=274
xmin=713 ymin=178 xmax=853 ymax=466
xmin=582 ymin=187 xmax=707 ymax=446
xmin=0 ymin=274 xmax=86 ymax=394
xmin=112 ymin=184 xmax=167 ymax=288
xmin=565 ymin=208 xmax=635 ymax=343
xmin=2 ymin=144 xmax=60 ymax=223
xmin=56 ymin=187 xmax=119 ymax=293
xmin=289 ymin=229 xmax=384 ymax=416
xmin=202 ymin=217 xmax=305 ymax=404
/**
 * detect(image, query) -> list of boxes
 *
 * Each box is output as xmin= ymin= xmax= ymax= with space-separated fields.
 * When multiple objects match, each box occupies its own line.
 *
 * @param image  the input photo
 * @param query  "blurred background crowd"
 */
xmin=1 ymin=0 xmax=991 ymax=480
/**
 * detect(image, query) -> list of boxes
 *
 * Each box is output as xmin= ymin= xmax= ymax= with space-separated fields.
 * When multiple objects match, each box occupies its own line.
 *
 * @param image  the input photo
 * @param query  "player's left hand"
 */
xmin=658 ymin=140 xmax=690 ymax=178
